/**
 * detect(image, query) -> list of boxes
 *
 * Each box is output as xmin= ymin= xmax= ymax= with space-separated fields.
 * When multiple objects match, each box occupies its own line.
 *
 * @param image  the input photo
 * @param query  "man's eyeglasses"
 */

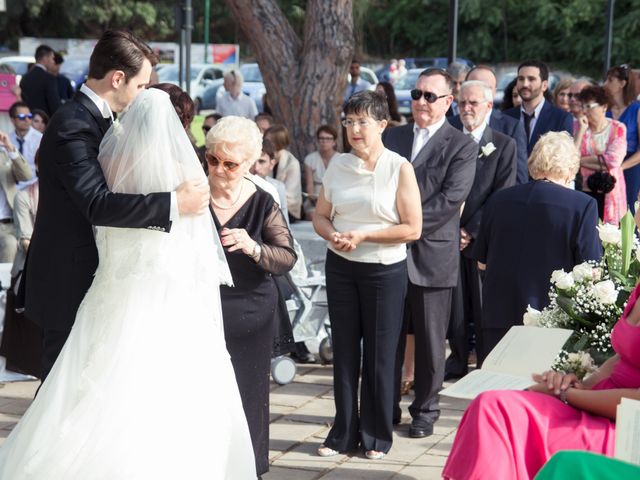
xmin=13 ymin=113 xmax=33 ymax=120
xmin=205 ymin=153 xmax=241 ymax=171
xmin=410 ymin=89 xmax=449 ymax=103
xmin=458 ymin=100 xmax=487 ymax=108
xmin=202 ymin=125 xmax=212 ymax=133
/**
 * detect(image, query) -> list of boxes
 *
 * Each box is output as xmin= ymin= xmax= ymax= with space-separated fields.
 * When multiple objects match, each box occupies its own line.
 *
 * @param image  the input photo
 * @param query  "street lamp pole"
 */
xmin=447 ymin=0 xmax=459 ymax=65
xmin=603 ymin=0 xmax=615 ymax=77
xmin=204 ymin=0 xmax=210 ymax=63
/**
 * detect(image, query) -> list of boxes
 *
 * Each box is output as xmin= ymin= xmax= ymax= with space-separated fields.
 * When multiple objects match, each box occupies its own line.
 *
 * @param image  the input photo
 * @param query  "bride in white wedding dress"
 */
xmin=0 ymin=88 xmax=256 ymax=479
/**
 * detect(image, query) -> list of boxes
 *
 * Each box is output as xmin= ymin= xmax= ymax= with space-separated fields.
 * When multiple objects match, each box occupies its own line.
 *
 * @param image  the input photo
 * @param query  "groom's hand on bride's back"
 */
xmin=176 ymin=179 xmax=210 ymax=215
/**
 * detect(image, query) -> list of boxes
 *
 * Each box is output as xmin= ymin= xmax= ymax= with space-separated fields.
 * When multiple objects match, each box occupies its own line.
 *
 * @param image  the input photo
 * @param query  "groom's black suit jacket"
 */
xmin=23 ymin=91 xmax=172 ymax=332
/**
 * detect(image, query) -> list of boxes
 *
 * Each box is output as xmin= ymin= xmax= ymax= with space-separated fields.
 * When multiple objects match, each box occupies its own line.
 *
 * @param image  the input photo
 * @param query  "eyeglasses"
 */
xmin=318 ymin=136 xmax=335 ymax=141
xmin=13 ymin=113 xmax=33 ymax=120
xmin=458 ymin=100 xmax=487 ymax=108
xmin=410 ymin=89 xmax=449 ymax=103
xmin=342 ymin=119 xmax=375 ymax=128
xmin=582 ymin=102 xmax=601 ymax=110
xmin=202 ymin=126 xmax=212 ymax=133
xmin=205 ymin=153 xmax=241 ymax=171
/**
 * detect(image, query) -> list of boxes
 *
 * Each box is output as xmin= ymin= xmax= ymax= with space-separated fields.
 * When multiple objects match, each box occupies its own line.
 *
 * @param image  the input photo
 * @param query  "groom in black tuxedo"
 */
xmin=21 ymin=30 xmax=210 ymax=380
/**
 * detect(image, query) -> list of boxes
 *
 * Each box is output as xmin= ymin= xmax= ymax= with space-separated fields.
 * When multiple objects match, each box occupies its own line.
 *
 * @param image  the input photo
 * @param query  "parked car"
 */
xmin=59 ymin=57 xmax=89 ymax=90
xmin=157 ymin=64 xmax=224 ymax=102
xmin=394 ymin=68 xmax=423 ymax=115
xmin=195 ymin=78 xmax=224 ymax=113
xmin=0 ymin=56 xmax=35 ymax=81
xmin=349 ymin=66 xmax=378 ymax=88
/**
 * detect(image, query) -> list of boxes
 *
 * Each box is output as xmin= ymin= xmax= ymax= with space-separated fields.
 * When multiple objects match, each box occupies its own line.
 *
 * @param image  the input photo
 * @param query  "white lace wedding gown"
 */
xmin=0 ymin=89 xmax=256 ymax=479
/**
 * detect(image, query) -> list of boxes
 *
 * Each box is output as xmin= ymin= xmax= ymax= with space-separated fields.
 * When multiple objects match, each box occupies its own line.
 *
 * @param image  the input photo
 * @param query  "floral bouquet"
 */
xmin=523 ymin=212 xmax=640 ymax=378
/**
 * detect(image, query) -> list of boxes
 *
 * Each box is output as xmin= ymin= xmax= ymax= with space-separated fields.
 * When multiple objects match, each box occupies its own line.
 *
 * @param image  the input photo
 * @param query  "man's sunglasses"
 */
xmin=202 ymin=125 xmax=212 ymax=133
xmin=205 ymin=153 xmax=241 ymax=171
xmin=13 ymin=113 xmax=33 ymax=120
xmin=410 ymin=89 xmax=449 ymax=103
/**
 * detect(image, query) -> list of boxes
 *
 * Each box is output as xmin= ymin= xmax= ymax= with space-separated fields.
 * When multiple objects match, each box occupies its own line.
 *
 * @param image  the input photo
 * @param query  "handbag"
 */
xmin=586 ymin=155 xmax=616 ymax=194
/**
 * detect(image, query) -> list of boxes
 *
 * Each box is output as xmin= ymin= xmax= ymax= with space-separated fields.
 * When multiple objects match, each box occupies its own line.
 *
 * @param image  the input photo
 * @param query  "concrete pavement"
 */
xmin=0 ymin=364 xmax=468 ymax=479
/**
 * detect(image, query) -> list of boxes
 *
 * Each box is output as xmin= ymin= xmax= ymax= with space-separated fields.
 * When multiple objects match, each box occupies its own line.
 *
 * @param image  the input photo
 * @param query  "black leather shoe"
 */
xmin=409 ymin=422 xmax=434 ymax=438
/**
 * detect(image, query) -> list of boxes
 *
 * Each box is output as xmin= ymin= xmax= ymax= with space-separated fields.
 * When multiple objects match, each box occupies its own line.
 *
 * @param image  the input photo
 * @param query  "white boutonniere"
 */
xmin=480 ymin=142 xmax=496 ymax=157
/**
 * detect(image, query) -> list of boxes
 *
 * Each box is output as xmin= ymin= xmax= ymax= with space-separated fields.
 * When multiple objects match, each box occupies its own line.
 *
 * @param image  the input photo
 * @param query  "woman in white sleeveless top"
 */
xmin=313 ymin=90 xmax=422 ymax=460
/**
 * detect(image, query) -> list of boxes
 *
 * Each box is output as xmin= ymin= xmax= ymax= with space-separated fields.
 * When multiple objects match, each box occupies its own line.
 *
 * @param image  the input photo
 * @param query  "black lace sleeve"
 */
xmin=256 ymin=202 xmax=297 ymax=275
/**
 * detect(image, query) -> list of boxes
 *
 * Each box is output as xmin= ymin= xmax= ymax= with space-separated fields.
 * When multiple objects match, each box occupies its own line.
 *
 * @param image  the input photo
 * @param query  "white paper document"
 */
xmin=440 ymin=326 xmax=572 ymax=400
xmin=615 ymin=397 xmax=640 ymax=465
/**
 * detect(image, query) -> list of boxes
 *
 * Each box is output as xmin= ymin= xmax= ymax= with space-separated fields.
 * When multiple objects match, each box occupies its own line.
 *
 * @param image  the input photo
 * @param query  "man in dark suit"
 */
xmin=473 ymin=132 xmax=601 ymax=364
xmin=19 ymin=45 xmax=61 ymax=117
xmin=22 ymin=30 xmax=210 ymax=380
xmin=52 ymin=52 xmax=76 ymax=102
xmin=444 ymin=80 xmax=518 ymax=379
xmin=383 ymin=68 xmax=477 ymax=438
xmin=449 ymin=65 xmax=529 ymax=184
xmin=504 ymin=60 xmax=573 ymax=155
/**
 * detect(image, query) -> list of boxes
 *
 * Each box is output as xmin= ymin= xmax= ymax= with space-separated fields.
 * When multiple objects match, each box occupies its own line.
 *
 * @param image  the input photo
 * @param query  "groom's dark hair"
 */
xmin=88 ymin=30 xmax=158 ymax=82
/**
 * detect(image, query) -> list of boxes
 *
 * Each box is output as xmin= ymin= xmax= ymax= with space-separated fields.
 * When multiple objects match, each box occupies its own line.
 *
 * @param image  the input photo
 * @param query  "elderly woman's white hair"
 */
xmin=528 ymin=131 xmax=580 ymax=180
xmin=206 ymin=115 xmax=262 ymax=163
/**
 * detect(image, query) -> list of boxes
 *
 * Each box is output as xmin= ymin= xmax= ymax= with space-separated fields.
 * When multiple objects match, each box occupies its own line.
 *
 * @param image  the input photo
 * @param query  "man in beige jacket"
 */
xmin=0 ymin=130 xmax=33 ymax=262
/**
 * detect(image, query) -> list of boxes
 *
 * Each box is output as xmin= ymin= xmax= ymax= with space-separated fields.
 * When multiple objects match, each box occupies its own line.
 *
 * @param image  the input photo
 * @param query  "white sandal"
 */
xmin=317 ymin=444 xmax=339 ymax=457
xmin=365 ymin=450 xmax=386 ymax=460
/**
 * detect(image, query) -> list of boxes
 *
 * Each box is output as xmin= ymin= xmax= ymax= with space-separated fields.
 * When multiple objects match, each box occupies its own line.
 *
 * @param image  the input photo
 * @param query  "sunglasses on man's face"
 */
xmin=13 ymin=113 xmax=33 ymax=120
xmin=206 ymin=153 xmax=241 ymax=171
xmin=202 ymin=126 xmax=212 ymax=133
xmin=410 ymin=89 xmax=449 ymax=103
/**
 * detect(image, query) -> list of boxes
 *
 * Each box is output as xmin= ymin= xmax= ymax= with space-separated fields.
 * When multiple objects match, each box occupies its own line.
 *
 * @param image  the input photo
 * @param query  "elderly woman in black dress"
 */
xmin=206 ymin=116 xmax=297 ymax=477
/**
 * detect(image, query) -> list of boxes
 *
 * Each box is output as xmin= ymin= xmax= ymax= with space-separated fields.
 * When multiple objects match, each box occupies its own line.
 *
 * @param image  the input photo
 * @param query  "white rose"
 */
xmin=597 ymin=223 xmax=622 ymax=246
xmin=480 ymin=142 xmax=496 ymax=157
xmin=572 ymin=262 xmax=594 ymax=282
xmin=593 ymin=280 xmax=618 ymax=304
xmin=522 ymin=305 xmax=542 ymax=326
xmin=579 ymin=352 xmax=595 ymax=370
xmin=555 ymin=272 xmax=575 ymax=290
xmin=550 ymin=269 xmax=567 ymax=285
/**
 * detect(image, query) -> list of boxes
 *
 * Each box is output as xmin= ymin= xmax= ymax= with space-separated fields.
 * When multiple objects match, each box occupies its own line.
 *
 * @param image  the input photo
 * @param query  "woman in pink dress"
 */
xmin=443 ymin=262 xmax=640 ymax=478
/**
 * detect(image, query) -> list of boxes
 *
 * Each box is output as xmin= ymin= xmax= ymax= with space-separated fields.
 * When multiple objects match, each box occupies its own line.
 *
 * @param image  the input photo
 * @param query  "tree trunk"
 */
xmin=224 ymin=0 xmax=354 ymax=159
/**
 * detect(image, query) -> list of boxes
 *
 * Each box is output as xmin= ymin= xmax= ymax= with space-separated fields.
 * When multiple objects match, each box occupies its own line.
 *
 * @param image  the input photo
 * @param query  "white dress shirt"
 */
xmin=411 ymin=116 xmax=447 ymax=161
xmin=463 ymin=121 xmax=488 ymax=144
xmin=10 ymin=127 xmax=41 ymax=188
xmin=216 ymin=92 xmax=258 ymax=119
xmin=520 ymin=98 xmax=546 ymax=141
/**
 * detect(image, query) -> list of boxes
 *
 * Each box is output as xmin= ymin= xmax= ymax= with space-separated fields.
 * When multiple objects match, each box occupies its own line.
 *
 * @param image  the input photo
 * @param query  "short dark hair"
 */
xmin=88 ymin=30 xmax=158 ymax=82
xmin=316 ymin=124 xmax=338 ymax=140
xmin=343 ymin=90 xmax=390 ymax=121
xmin=32 ymin=109 xmax=50 ymax=125
xmin=205 ymin=113 xmax=222 ymax=122
xmin=149 ymin=83 xmax=194 ymax=129
xmin=262 ymin=137 xmax=276 ymax=160
xmin=255 ymin=113 xmax=274 ymax=124
xmin=35 ymin=45 xmax=55 ymax=62
xmin=577 ymin=85 xmax=611 ymax=108
xmin=466 ymin=64 xmax=496 ymax=81
xmin=54 ymin=52 xmax=64 ymax=65
xmin=9 ymin=101 xmax=29 ymax=118
xmin=517 ymin=60 xmax=549 ymax=82
xmin=264 ymin=125 xmax=290 ymax=151
xmin=418 ymin=68 xmax=454 ymax=93
xmin=606 ymin=64 xmax=636 ymax=105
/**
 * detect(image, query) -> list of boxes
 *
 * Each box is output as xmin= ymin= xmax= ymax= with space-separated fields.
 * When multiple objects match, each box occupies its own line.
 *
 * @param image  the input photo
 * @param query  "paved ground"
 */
xmin=0 ymin=364 xmax=468 ymax=479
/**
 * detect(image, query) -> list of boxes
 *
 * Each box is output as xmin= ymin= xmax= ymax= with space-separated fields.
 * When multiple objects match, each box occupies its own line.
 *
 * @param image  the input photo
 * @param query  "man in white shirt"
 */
xmin=216 ymin=69 xmax=259 ymax=119
xmin=8 ymin=101 xmax=41 ymax=188
xmin=343 ymin=59 xmax=372 ymax=103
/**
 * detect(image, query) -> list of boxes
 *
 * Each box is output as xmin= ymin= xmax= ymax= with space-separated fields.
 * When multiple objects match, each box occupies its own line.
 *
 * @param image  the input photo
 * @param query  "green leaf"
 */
xmin=620 ymin=210 xmax=635 ymax=276
xmin=556 ymin=295 xmax=595 ymax=327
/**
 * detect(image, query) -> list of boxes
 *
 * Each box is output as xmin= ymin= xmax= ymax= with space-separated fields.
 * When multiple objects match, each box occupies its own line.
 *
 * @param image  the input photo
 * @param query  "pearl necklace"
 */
xmin=210 ymin=181 xmax=245 ymax=210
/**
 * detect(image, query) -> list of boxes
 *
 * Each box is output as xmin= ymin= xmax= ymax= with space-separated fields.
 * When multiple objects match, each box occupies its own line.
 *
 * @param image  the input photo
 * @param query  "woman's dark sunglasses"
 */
xmin=205 ymin=153 xmax=241 ymax=171
xmin=410 ymin=89 xmax=449 ymax=103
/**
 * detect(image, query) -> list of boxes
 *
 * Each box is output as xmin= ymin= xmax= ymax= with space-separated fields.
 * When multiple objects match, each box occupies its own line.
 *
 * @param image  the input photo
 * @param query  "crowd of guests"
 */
xmin=3 ymin=42 xmax=640 ymax=478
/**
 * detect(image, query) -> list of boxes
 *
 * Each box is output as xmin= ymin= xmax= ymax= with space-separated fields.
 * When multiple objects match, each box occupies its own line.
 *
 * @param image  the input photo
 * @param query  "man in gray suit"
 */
xmin=383 ymin=68 xmax=477 ymax=438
